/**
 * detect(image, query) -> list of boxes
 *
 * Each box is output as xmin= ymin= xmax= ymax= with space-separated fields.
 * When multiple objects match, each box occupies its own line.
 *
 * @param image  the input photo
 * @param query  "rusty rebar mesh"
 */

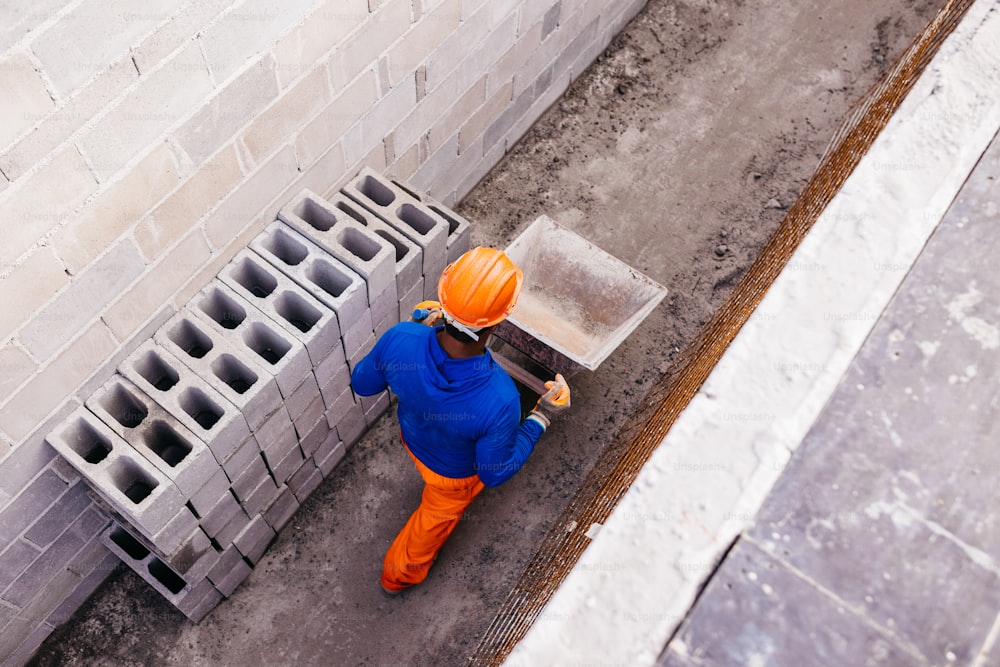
xmin=468 ymin=0 xmax=976 ymax=664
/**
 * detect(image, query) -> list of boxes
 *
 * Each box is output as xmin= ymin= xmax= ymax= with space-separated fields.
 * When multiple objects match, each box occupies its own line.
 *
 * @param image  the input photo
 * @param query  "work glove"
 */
xmin=527 ymin=374 xmax=571 ymax=430
xmin=411 ymin=300 xmax=443 ymax=326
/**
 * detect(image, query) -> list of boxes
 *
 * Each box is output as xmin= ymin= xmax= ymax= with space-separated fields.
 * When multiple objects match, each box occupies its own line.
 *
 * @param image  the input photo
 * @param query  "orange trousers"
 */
xmin=381 ymin=444 xmax=485 ymax=591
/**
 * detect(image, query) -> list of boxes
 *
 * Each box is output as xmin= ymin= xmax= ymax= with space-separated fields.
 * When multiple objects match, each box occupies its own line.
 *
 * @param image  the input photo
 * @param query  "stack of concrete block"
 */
xmin=42 ymin=170 xmax=471 ymax=623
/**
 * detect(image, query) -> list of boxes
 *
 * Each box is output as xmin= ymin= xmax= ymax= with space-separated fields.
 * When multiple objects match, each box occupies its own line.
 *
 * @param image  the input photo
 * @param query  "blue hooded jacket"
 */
xmin=350 ymin=322 xmax=544 ymax=486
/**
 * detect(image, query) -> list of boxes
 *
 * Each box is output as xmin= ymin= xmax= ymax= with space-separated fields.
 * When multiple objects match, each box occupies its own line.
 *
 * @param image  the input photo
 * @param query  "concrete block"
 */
xmin=295 ymin=70 xmax=378 ymax=166
xmin=361 ymin=392 xmax=391 ymax=426
xmin=423 ymin=201 xmax=473 ymax=263
xmin=342 ymin=167 xmax=449 ymax=274
xmin=348 ymin=334 xmax=377 ymax=373
xmin=317 ymin=356 xmax=351 ymax=408
xmin=299 ymin=417 xmax=331 ymax=458
xmin=119 ymin=340 xmax=251 ymax=463
xmin=149 ymin=506 xmax=200 ymax=558
xmin=2 ymin=526 xmax=86 ymax=608
xmin=189 ymin=280 xmax=313 ymax=398
xmin=199 ymin=491 xmax=241 ymax=540
xmin=221 ymin=435 xmax=262 ymax=481
xmin=253 ymin=405 xmax=297 ymax=462
xmin=0 ymin=539 xmax=42 ymax=593
xmin=314 ymin=340 xmax=349 ymax=390
xmin=324 ymin=388 xmax=358 ymax=431
xmin=188 ymin=468 xmax=230 ymax=519
xmin=277 ymin=190 xmax=398 ymax=301
xmin=249 ymin=223 xmax=369 ymax=335
xmin=398 ymin=276 xmax=427 ymax=321
xmin=231 ymin=455 xmax=269 ymax=505
xmin=207 ymin=545 xmax=252 ymax=597
xmin=270 ymin=444 xmax=306 ymax=487
xmin=239 ymin=474 xmax=280 ymax=518
xmin=315 ymin=434 xmax=346 ymax=478
xmin=45 ymin=408 xmax=185 ymax=537
xmin=214 ymin=506 xmax=252 ymax=548
xmin=262 ymin=430 xmax=300 ymax=482
xmin=47 ymin=551 xmax=118 ymax=627
xmin=241 ymin=63 xmax=331 ymax=163
xmin=344 ymin=320 xmax=375 ymax=369
xmin=423 ymin=254 xmax=448 ymax=300
xmin=374 ymin=314 xmax=395 ymax=339
xmin=219 ymin=249 xmax=342 ymax=368
xmin=262 ymin=486 xmax=300 ymax=533
xmin=233 ymin=515 xmax=276 ymax=565
xmin=155 ymin=312 xmax=283 ymax=432
xmin=370 ymin=280 xmax=400 ymax=327
xmin=86 ymin=375 xmax=217 ymax=498
xmin=336 ymin=403 xmax=368 ymax=449
xmin=178 ymin=579 xmax=224 ymax=623
xmin=288 ymin=461 xmax=322 ymax=504
xmin=292 ymin=395 xmax=326 ymax=439
xmin=285 ymin=374 xmax=321 ymax=423
xmin=0 ymin=51 xmax=55 ymax=150
xmin=0 ymin=248 xmax=69 ymax=345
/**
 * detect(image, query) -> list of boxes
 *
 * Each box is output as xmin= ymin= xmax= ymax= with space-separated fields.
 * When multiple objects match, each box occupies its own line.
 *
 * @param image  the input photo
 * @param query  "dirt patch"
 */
xmin=31 ymin=1 xmax=943 ymax=665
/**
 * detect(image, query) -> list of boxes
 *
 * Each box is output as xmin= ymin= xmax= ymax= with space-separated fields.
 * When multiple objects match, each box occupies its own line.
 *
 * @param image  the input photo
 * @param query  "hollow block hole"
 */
xmin=148 ymin=558 xmax=186 ymax=595
xmin=338 ymin=226 xmax=379 ymax=262
xmin=178 ymin=387 xmax=223 ymax=430
xmin=167 ymin=319 xmax=214 ymax=359
xmin=335 ymin=200 xmax=367 ymax=225
xmin=98 ymin=382 xmax=148 ymax=429
xmin=357 ymin=175 xmax=395 ymax=207
xmin=110 ymin=526 xmax=150 ymax=561
xmin=262 ymin=228 xmax=309 ymax=266
xmin=397 ymin=203 xmax=435 ymax=235
xmin=294 ymin=198 xmax=337 ymax=232
xmin=144 ymin=421 xmax=192 ymax=467
xmin=230 ymin=256 xmax=277 ymax=298
xmin=133 ymin=350 xmax=179 ymax=392
xmin=307 ymin=259 xmax=351 ymax=299
xmin=274 ymin=291 xmax=321 ymax=333
xmin=107 ymin=457 xmax=158 ymax=504
xmin=375 ymin=229 xmax=409 ymax=262
xmin=211 ymin=353 xmax=258 ymax=394
xmin=243 ymin=322 xmax=291 ymax=365
xmin=64 ymin=418 xmax=112 ymax=464
xmin=430 ymin=205 xmax=461 ymax=234
xmin=198 ymin=287 xmax=246 ymax=330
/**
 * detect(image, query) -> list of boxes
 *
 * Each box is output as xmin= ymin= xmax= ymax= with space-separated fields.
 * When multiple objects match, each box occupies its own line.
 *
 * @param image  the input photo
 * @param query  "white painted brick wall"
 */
xmin=0 ymin=0 xmax=647 ymax=661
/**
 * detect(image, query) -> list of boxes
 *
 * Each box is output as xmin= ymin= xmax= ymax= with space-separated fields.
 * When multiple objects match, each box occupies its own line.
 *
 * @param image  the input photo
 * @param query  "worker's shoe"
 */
xmin=381 ymin=582 xmax=410 ymax=597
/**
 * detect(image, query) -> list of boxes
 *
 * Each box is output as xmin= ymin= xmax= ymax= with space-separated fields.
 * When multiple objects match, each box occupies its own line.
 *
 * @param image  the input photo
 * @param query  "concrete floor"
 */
xmin=30 ymin=0 xmax=945 ymax=665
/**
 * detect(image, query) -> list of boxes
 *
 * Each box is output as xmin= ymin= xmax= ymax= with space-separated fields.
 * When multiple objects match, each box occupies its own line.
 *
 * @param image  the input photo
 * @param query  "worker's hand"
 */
xmin=411 ymin=300 xmax=443 ymax=326
xmin=528 ymin=374 xmax=570 ymax=430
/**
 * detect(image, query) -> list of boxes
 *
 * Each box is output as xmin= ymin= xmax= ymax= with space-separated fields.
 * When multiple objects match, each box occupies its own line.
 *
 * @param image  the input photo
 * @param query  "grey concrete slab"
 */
xmin=663 ymin=539 xmax=924 ymax=667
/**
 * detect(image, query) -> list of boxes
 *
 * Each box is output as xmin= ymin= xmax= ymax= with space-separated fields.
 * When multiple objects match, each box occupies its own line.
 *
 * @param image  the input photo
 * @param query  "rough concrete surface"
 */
xmin=31 ymin=0 xmax=943 ymax=665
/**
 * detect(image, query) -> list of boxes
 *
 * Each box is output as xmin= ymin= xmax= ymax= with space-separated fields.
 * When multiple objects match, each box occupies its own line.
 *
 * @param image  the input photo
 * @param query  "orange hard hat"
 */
xmin=438 ymin=247 xmax=523 ymax=329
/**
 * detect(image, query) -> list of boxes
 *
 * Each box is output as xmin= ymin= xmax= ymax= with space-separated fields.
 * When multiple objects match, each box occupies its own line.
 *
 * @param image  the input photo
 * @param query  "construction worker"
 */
xmin=350 ymin=246 xmax=570 ymax=595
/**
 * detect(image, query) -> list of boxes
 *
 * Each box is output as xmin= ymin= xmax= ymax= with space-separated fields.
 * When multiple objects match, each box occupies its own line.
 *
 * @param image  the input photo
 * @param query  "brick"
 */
xmin=188 ymin=281 xmax=313 ymax=398
xmin=315 ymin=433 xmax=346 ymax=477
xmin=459 ymin=78 xmax=513 ymax=154
xmin=277 ymin=190 xmax=398 ymax=301
xmin=47 ymin=551 xmax=117 ymax=626
xmin=0 ymin=147 xmax=97 ymax=270
xmin=490 ymin=16 xmax=543 ymax=96
xmin=239 ymin=474 xmax=279 ymax=517
xmin=155 ymin=311 xmax=284 ymax=432
xmin=422 ymin=73 xmax=487 ymax=153
xmin=0 ymin=51 xmax=55 ymax=150
xmin=135 ymin=145 xmax=243 ymax=259
xmin=0 ymin=0 xmax=64 ymax=52
xmin=0 ymin=322 xmax=117 ymax=444
xmin=29 ymin=0 xmax=186 ymax=98
xmin=294 ymin=140 xmax=348 ymax=203
xmin=0 ymin=539 xmax=41 ymax=592
xmin=300 ymin=418 xmax=331 ymax=458
xmin=232 ymin=515 xmax=275 ymax=564
xmin=44 ymin=408 xmax=185 ymax=537
xmin=0 ymin=403 xmax=76 ymax=498
xmin=199 ymin=490 xmax=241 ymax=539
xmin=242 ymin=65 xmax=330 ymax=164
xmin=218 ymin=249 xmax=342 ymax=368
xmin=187 ymin=468 xmax=229 ymax=518
xmin=455 ymin=134 xmax=504 ymax=202
xmin=295 ymin=70 xmax=378 ymax=168
xmin=249 ymin=222 xmax=369 ymax=334
xmin=330 ymin=0 xmax=411 ymax=88
xmin=2 ymin=525 xmax=86 ymax=607
xmin=360 ymin=74 xmax=417 ymax=155
xmin=285 ymin=374 xmax=321 ymax=422
xmin=49 ymin=455 xmax=81 ymax=485
xmin=20 ymin=240 xmax=146 ymax=363
xmin=261 ymin=486 xmax=299 ymax=532
xmin=53 ymin=143 xmax=180 ymax=275
xmin=271 ymin=0 xmax=369 ymax=88
xmin=203 ymin=144 xmax=299 ymax=251
xmin=173 ymin=56 xmax=280 ymax=168
xmin=207 ymin=544 xmax=252 ymax=597
xmin=131 ymin=0 xmax=232 ymax=74
xmin=0 ymin=343 xmax=37 ymax=399
xmin=342 ymin=167 xmax=449 ymax=274
xmin=0 ymin=59 xmax=138 ymax=181
xmin=198 ymin=0 xmax=318 ymax=83
xmin=426 ymin=1 xmax=491 ymax=85
xmin=78 ymin=41 xmax=213 ymax=182
xmin=22 ymin=481 xmax=90 ymax=548
xmin=86 ymin=376 xmax=218 ymax=497
xmin=336 ymin=402 xmax=368 ymax=448
xmin=119 ymin=340 xmax=251 ymax=463
xmin=386 ymin=0 xmax=461 ymax=85
xmin=102 ymin=229 xmax=212 ymax=341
